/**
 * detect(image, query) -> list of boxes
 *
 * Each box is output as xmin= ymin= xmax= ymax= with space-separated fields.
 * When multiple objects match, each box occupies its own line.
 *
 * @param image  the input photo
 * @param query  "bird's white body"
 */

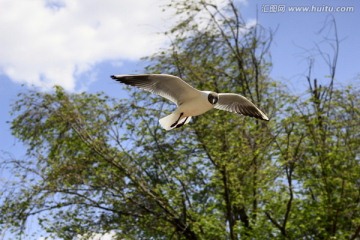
xmin=111 ymin=74 xmax=269 ymax=130
xmin=180 ymin=91 xmax=214 ymax=116
xmin=159 ymin=91 xmax=214 ymax=130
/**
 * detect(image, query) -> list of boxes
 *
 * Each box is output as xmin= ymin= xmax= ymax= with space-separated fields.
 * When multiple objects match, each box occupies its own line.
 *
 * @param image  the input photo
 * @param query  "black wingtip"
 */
xmin=110 ymin=75 xmax=117 ymax=79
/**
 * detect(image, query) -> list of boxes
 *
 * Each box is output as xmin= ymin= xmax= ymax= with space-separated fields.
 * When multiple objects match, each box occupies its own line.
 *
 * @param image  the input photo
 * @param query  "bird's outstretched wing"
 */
xmin=215 ymin=93 xmax=269 ymax=121
xmin=111 ymin=74 xmax=200 ymax=106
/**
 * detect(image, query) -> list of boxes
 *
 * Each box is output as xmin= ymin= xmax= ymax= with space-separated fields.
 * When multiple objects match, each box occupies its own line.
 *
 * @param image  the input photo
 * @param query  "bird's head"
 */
xmin=207 ymin=92 xmax=219 ymax=105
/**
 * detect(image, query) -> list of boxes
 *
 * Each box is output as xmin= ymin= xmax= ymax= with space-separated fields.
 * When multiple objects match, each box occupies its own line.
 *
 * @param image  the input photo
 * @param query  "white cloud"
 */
xmin=0 ymin=0 xmax=171 ymax=91
xmin=0 ymin=0 xmax=250 ymax=92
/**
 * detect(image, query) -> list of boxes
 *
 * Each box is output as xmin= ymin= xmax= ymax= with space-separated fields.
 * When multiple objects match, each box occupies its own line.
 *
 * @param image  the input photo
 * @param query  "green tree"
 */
xmin=1 ymin=1 xmax=359 ymax=239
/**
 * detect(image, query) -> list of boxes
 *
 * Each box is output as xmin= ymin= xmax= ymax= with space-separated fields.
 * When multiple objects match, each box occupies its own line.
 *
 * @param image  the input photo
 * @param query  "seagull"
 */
xmin=111 ymin=74 xmax=269 ymax=130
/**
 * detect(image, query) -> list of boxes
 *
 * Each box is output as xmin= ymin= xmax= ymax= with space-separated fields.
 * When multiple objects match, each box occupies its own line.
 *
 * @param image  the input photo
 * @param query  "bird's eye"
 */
xmin=214 ymin=96 xmax=218 ymax=104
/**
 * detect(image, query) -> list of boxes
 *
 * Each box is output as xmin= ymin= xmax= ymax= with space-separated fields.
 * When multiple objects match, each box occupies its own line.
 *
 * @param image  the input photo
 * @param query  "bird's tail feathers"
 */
xmin=159 ymin=112 xmax=192 ymax=130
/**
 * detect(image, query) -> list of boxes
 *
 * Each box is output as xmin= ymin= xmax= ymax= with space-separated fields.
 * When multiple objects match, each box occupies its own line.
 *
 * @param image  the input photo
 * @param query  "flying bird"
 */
xmin=111 ymin=74 xmax=269 ymax=130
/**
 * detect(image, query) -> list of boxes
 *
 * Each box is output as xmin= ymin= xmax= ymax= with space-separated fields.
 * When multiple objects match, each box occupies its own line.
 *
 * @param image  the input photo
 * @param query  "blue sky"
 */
xmin=0 ymin=0 xmax=359 ymax=239
xmin=252 ymin=0 xmax=360 ymax=90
